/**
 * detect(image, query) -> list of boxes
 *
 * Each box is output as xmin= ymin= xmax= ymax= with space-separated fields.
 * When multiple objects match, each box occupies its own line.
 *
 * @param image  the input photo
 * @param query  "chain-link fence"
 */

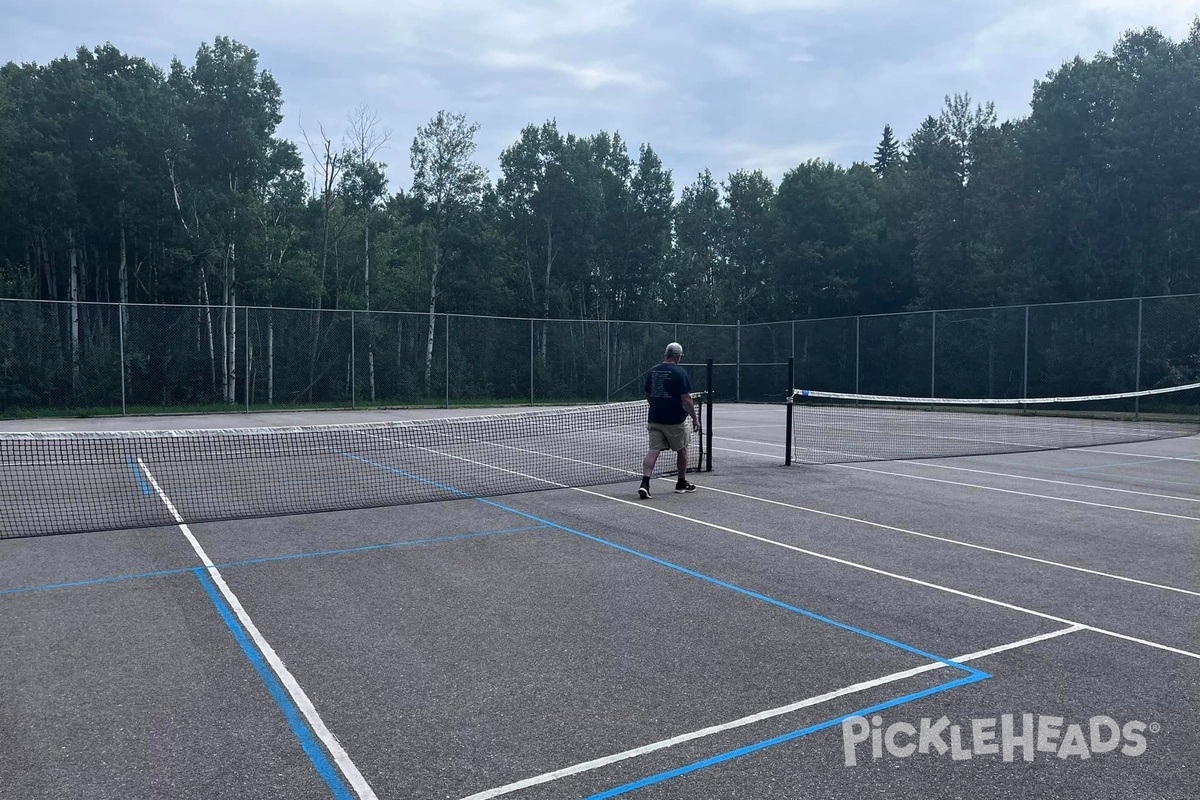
xmin=1 ymin=294 xmax=1197 ymax=418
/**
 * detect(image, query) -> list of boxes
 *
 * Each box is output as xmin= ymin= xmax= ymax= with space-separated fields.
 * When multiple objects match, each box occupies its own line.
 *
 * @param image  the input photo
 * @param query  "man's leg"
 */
xmin=674 ymin=425 xmax=696 ymax=493
xmin=639 ymin=450 xmax=659 ymax=498
xmin=640 ymin=426 xmax=666 ymax=499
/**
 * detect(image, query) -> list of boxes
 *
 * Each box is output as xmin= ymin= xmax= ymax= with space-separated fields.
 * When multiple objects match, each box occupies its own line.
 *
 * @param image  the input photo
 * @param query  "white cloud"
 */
xmin=481 ymin=50 xmax=658 ymax=92
xmin=4 ymin=0 xmax=1196 ymax=194
xmin=686 ymin=138 xmax=851 ymax=180
xmin=700 ymin=0 xmax=879 ymax=12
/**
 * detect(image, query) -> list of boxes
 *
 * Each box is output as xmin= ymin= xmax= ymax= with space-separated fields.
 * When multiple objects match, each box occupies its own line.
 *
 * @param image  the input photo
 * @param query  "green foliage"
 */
xmin=1 ymin=21 xmax=1199 ymax=330
xmin=873 ymin=124 xmax=901 ymax=177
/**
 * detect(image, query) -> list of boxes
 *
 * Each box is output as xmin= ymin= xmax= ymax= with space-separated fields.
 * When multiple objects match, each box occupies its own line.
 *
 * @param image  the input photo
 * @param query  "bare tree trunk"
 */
xmin=424 ymin=244 xmax=441 ymax=395
xmin=221 ymin=275 xmax=229 ymax=402
xmin=201 ymin=268 xmax=216 ymax=395
xmin=224 ymin=241 xmax=237 ymax=403
xmin=22 ymin=232 xmax=33 ymax=296
xmin=268 ymin=311 xmax=275 ymax=405
xmin=365 ymin=214 xmax=375 ymax=402
xmin=118 ymin=206 xmax=129 ymax=331
xmin=68 ymin=230 xmax=80 ymax=394
xmin=38 ymin=233 xmax=57 ymax=300
xmin=308 ymin=137 xmax=338 ymax=404
xmin=308 ymin=311 xmax=321 ymax=404
xmin=246 ymin=314 xmax=253 ymax=407
xmin=196 ymin=283 xmax=202 ymax=354
xmin=541 ymin=220 xmax=553 ymax=362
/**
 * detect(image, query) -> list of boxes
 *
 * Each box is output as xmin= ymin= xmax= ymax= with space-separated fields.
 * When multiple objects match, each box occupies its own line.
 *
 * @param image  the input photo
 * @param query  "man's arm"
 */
xmin=680 ymin=392 xmax=701 ymax=431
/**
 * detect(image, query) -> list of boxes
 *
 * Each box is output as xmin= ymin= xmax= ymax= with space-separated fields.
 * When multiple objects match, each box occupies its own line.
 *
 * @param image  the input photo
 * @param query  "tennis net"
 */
xmin=785 ymin=384 xmax=1200 ymax=465
xmin=1 ymin=396 xmax=709 ymax=539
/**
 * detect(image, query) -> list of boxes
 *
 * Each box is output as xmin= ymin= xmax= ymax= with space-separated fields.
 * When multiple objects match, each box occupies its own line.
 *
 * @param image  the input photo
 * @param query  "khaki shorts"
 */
xmin=647 ymin=421 xmax=690 ymax=452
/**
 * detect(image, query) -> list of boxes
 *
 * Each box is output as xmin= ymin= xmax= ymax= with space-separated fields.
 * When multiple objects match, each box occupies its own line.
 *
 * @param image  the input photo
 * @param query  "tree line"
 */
xmin=2 ymin=21 xmax=1198 ymax=333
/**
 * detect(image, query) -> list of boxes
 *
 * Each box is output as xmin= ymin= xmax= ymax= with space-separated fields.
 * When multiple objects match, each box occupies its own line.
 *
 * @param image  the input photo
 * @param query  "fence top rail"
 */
xmin=3 ymin=292 xmax=1197 ymax=329
xmin=0 ymin=297 xmax=748 ymax=328
xmin=740 ymin=291 xmax=1200 ymax=328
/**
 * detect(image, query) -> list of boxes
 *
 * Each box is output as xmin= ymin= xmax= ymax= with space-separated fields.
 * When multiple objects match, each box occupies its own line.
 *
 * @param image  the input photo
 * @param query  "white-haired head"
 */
xmin=664 ymin=342 xmax=683 ymax=361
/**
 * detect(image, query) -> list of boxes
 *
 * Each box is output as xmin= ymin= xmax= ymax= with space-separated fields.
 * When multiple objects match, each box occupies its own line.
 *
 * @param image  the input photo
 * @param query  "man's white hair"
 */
xmin=665 ymin=342 xmax=683 ymax=358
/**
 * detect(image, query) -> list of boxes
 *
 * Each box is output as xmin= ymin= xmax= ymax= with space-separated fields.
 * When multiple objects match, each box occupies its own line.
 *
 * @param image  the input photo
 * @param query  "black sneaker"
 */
xmin=638 ymin=482 xmax=652 ymax=499
xmin=675 ymin=481 xmax=697 ymax=494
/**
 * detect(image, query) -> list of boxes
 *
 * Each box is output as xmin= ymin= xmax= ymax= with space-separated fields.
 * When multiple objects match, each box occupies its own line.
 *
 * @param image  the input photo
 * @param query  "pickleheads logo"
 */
xmin=841 ymin=714 xmax=1155 ymax=766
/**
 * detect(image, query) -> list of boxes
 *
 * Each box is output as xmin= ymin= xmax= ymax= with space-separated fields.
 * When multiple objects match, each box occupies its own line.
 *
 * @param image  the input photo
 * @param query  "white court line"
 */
xmin=903 ymin=462 xmax=1200 ymax=505
xmin=395 ymin=432 xmax=1200 ymax=598
xmin=714 ymin=434 xmax=890 ymax=461
xmin=713 ymin=429 xmax=1200 ymax=500
xmin=713 ymin=424 xmax=782 ymax=430
xmin=688 ymin=483 xmax=1200 ymax=598
xmin=836 ymin=464 xmax=1200 ymax=523
xmin=356 ymin=439 xmax=1200 ymax=661
xmin=571 ymin=487 xmax=1200 ymax=661
xmin=135 ymin=459 xmax=378 ymax=800
xmin=711 ymin=432 xmax=878 ymax=462
xmin=712 ymin=434 xmax=790 ymax=447
xmin=523 ymin=431 xmax=1200 ymax=594
xmin=1083 ymin=448 xmax=1200 ymax=464
xmin=458 ymin=625 xmax=1084 ymax=800
xmin=712 ymin=445 xmax=781 ymax=460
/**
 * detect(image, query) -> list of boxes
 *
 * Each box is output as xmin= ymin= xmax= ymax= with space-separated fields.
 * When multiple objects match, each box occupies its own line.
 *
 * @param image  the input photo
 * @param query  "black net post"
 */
xmin=705 ymin=358 xmax=714 ymax=472
xmin=785 ymin=357 xmax=795 ymax=466
xmin=1135 ymin=298 xmax=1143 ymax=420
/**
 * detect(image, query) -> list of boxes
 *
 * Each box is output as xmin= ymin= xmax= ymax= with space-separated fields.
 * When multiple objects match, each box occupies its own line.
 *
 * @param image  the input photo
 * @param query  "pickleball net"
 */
xmin=785 ymin=384 xmax=1200 ymax=465
xmin=1 ymin=395 xmax=710 ymax=538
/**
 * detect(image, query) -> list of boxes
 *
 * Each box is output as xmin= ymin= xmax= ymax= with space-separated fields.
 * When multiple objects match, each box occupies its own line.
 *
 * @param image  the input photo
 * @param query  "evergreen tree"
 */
xmin=873 ymin=124 xmax=901 ymax=177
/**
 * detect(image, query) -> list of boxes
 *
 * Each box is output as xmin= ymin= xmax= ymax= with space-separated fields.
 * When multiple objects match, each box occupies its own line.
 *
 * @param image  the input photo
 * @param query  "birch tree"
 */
xmin=340 ymin=105 xmax=389 ymax=400
xmin=409 ymin=110 xmax=485 ymax=394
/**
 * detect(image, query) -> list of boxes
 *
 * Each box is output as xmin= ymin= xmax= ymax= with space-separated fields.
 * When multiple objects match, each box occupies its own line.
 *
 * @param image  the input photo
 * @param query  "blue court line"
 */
xmin=477 ymin=499 xmax=985 ymax=679
xmin=211 ymin=526 xmax=547 ymax=570
xmin=344 ymin=451 xmax=994 ymax=796
xmin=195 ymin=567 xmax=352 ymax=799
xmin=0 ymin=526 xmax=543 ymax=598
xmin=0 ymin=566 xmax=197 ymax=597
xmin=126 ymin=455 xmax=153 ymax=496
xmin=585 ymin=671 xmax=989 ymax=799
xmin=340 ymin=451 xmax=983 ymax=676
xmin=340 ymin=453 xmax=472 ymax=497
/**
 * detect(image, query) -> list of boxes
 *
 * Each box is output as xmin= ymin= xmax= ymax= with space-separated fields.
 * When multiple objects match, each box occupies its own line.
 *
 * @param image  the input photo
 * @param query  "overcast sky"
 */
xmin=6 ymin=1 xmax=1197 ymax=194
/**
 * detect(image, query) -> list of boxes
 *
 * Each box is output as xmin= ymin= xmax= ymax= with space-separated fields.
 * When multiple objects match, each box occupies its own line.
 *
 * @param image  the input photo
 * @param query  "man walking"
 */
xmin=639 ymin=342 xmax=702 ymax=499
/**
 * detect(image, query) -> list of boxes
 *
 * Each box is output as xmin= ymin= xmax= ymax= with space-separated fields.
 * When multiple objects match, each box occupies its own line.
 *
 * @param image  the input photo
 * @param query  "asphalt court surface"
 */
xmin=1 ymin=403 xmax=1198 ymax=799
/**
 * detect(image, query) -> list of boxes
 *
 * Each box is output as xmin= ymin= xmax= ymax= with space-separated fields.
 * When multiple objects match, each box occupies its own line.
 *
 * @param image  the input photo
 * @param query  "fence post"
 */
xmin=930 ymin=310 xmax=937 ymax=399
xmin=118 ymin=303 xmax=126 ymax=416
xmin=705 ymin=358 xmax=713 ymax=472
xmin=245 ymin=306 xmax=251 ymax=412
xmin=1135 ymin=298 xmax=1143 ymax=419
xmin=530 ymin=318 xmax=535 ymax=406
xmin=736 ymin=320 xmax=741 ymax=403
xmin=444 ymin=314 xmax=450 ymax=409
xmin=1023 ymin=305 xmax=1030 ymax=400
xmin=350 ymin=309 xmax=356 ymax=410
xmin=605 ymin=320 xmax=611 ymax=403
xmin=855 ymin=316 xmax=861 ymax=395
xmin=785 ymin=357 xmax=794 ymax=466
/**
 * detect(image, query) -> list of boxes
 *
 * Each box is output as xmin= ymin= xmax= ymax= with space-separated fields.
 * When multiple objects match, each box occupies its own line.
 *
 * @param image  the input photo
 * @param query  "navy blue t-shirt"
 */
xmin=644 ymin=362 xmax=691 ymax=424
